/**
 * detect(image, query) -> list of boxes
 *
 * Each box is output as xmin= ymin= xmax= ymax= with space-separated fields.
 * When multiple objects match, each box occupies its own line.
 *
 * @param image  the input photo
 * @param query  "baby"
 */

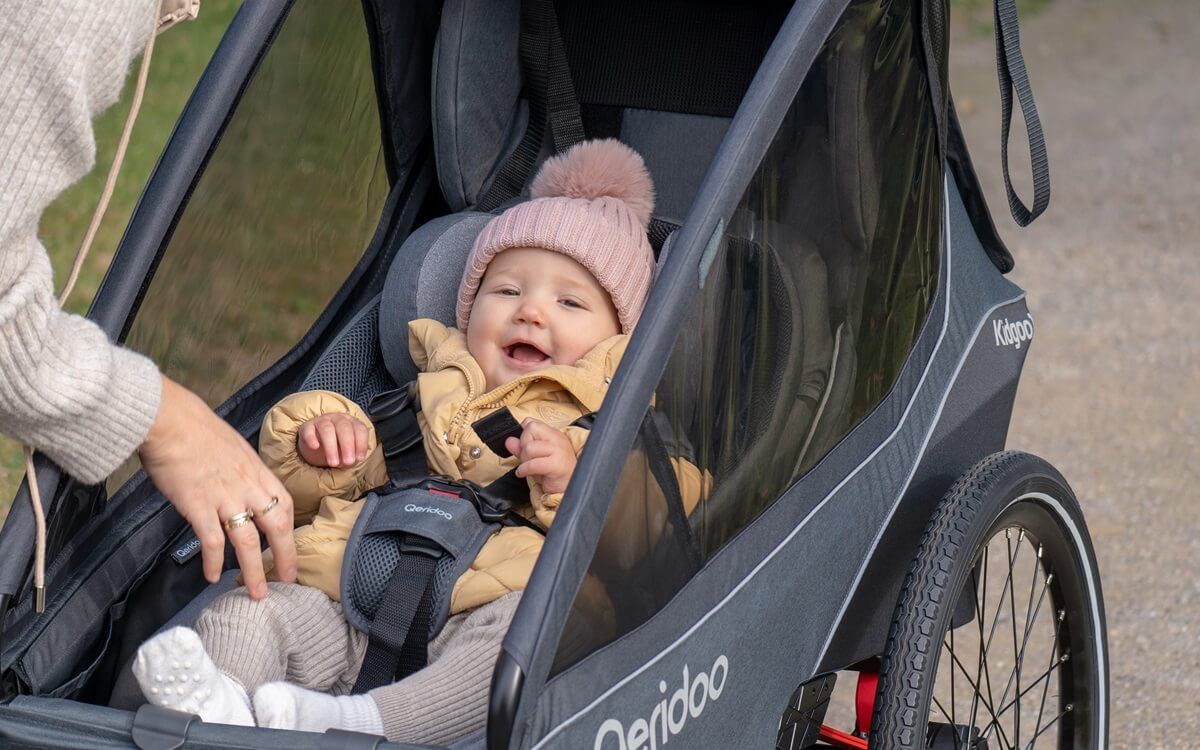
xmin=131 ymin=139 xmax=691 ymax=745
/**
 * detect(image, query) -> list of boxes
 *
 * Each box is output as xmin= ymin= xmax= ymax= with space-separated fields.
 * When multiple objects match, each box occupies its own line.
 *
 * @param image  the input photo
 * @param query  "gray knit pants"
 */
xmin=194 ymin=582 xmax=521 ymax=745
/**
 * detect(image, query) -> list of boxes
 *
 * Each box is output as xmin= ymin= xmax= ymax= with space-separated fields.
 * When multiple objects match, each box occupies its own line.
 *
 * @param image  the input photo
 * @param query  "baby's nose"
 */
xmin=515 ymin=300 xmax=547 ymax=325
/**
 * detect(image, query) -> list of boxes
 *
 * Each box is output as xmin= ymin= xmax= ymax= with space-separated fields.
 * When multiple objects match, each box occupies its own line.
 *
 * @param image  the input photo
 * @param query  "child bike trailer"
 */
xmin=0 ymin=0 xmax=1106 ymax=747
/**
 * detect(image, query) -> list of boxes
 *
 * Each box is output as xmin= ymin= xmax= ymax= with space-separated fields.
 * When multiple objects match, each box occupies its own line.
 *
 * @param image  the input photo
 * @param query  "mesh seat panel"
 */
xmin=301 ymin=299 xmax=397 ymax=409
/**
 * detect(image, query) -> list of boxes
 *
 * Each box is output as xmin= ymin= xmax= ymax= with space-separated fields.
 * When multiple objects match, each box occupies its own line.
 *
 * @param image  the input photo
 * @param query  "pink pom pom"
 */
xmin=530 ymin=139 xmax=656 ymax=229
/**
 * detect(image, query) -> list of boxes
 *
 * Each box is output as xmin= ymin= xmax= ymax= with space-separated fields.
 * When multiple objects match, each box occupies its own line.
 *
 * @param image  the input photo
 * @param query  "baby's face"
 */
xmin=467 ymin=247 xmax=621 ymax=391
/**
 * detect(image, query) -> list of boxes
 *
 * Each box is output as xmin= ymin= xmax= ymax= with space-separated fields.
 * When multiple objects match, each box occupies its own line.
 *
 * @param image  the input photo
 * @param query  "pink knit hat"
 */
xmin=456 ymin=139 xmax=656 ymax=334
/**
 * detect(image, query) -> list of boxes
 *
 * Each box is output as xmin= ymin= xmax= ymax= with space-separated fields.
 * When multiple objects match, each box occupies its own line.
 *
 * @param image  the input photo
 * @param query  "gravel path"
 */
xmin=949 ymin=0 xmax=1200 ymax=745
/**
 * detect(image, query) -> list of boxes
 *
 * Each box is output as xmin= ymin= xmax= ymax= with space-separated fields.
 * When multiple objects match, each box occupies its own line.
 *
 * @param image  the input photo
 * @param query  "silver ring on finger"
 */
xmin=223 ymin=509 xmax=254 ymax=531
xmin=258 ymin=495 xmax=280 ymax=517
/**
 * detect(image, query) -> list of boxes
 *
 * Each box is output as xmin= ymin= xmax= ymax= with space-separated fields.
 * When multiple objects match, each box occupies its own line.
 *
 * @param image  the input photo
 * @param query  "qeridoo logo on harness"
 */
xmin=993 ymin=313 xmax=1035 ymax=350
xmin=403 ymin=503 xmax=454 ymax=520
xmin=593 ymin=655 xmax=729 ymax=750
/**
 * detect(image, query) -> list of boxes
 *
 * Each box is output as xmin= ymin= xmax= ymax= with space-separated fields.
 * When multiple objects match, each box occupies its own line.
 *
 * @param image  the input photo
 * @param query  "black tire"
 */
xmin=871 ymin=452 xmax=1108 ymax=749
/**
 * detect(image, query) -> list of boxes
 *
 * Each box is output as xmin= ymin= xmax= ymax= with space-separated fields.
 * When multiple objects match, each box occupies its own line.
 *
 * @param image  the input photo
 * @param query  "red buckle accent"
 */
xmin=427 ymin=488 xmax=459 ymax=498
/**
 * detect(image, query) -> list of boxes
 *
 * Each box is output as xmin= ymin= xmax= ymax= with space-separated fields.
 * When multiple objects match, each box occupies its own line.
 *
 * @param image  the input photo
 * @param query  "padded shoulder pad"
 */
xmin=433 ymin=0 xmax=523 ymax=211
xmin=379 ymin=213 xmax=494 ymax=385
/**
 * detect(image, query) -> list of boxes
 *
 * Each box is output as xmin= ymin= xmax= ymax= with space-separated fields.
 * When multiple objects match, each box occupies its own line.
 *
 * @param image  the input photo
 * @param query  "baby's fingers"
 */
xmin=515 ymin=455 xmax=560 ymax=479
xmin=354 ymin=420 xmax=370 ymax=462
xmin=505 ymin=435 xmax=522 ymax=458
xmin=299 ymin=421 xmax=321 ymax=451
xmin=519 ymin=418 xmax=556 ymax=443
xmin=334 ymin=417 xmax=358 ymax=465
xmin=315 ymin=419 xmax=342 ymax=467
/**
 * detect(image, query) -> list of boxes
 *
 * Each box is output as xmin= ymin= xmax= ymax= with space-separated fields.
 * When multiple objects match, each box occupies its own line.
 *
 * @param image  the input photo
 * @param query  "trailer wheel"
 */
xmin=871 ymin=452 xmax=1108 ymax=749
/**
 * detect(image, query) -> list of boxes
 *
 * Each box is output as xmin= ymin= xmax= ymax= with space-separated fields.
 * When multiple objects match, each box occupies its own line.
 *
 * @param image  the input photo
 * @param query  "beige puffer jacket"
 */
xmin=258 ymin=318 xmax=704 ymax=616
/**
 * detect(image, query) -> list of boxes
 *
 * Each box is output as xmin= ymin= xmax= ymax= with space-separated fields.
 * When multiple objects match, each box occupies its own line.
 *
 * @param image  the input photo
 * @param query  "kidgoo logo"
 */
xmin=594 ymin=656 xmax=729 ymax=750
xmin=403 ymin=504 xmax=453 ymax=520
xmin=993 ymin=313 xmax=1035 ymax=350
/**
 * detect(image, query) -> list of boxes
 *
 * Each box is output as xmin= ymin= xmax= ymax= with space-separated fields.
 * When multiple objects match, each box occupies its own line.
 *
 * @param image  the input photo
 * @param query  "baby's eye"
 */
xmin=559 ymin=298 xmax=584 ymax=309
xmin=496 ymin=287 xmax=519 ymax=296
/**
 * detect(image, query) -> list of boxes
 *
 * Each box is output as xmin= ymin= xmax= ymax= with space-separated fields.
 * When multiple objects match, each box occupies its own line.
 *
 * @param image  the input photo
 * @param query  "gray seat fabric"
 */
xmin=433 ymin=0 xmax=522 ymax=212
xmin=620 ymin=109 xmax=730 ymax=224
xmin=377 ymin=213 xmax=493 ymax=385
xmin=431 ymin=0 xmax=731 ymax=221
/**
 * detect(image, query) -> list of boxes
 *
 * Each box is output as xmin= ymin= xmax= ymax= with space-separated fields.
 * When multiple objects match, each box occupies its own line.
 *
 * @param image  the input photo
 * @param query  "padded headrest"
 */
xmin=378 ymin=212 xmax=493 ymax=385
xmin=433 ymin=0 xmax=523 ymax=211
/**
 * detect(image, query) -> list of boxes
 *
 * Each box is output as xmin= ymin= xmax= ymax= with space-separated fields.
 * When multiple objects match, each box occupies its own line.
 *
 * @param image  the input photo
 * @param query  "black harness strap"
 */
xmin=352 ymin=539 xmax=439 ymax=692
xmin=476 ymin=0 xmax=585 ymax=212
xmin=368 ymin=383 xmax=426 ymax=479
xmin=993 ymin=0 xmax=1050 ymax=226
xmin=640 ymin=411 xmax=704 ymax=573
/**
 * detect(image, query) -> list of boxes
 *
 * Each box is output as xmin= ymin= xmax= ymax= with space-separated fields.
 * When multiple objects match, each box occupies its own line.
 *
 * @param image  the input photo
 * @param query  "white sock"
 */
xmin=132 ymin=626 xmax=254 ymax=727
xmin=253 ymin=682 xmax=384 ymax=736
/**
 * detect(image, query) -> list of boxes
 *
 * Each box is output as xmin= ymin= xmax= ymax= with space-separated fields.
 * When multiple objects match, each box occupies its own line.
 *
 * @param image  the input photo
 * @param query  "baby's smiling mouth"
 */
xmin=504 ymin=341 xmax=550 ymax=366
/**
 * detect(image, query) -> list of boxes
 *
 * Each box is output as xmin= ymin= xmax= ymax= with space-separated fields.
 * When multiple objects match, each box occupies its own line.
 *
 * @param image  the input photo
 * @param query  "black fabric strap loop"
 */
xmin=476 ymin=0 xmax=584 ymax=212
xmin=352 ymin=547 xmax=438 ymax=693
xmin=993 ymin=0 xmax=1050 ymax=226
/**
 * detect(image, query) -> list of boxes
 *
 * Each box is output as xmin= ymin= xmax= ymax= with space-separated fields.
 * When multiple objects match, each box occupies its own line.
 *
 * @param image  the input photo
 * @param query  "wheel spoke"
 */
xmin=932 ymin=695 xmax=956 ymax=726
xmin=967 ymin=562 xmax=987 ymax=741
xmin=1006 ymin=531 xmax=1021 ymax=745
xmin=1029 ymin=610 xmax=1067 ymax=747
xmin=1022 ymin=704 xmax=1072 ymax=750
xmin=974 ymin=548 xmax=999 ymax=742
xmin=1015 ymin=543 xmax=1044 ymax=743
xmin=994 ymin=565 xmax=1053 ymax=722
xmin=981 ymin=531 xmax=1020 ymax=675
xmin=992 ymin=649 xmax=1065 ymax=722
xmin=941 ymin=640 xmax=1013 ymax=749
xmin=949 ymin=626 xmax=959 ymax=750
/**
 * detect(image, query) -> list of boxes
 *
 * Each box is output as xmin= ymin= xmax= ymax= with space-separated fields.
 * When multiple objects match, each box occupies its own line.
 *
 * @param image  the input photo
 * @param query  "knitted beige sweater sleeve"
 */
xmin=0 ymin=0 xmax=163 ymax=484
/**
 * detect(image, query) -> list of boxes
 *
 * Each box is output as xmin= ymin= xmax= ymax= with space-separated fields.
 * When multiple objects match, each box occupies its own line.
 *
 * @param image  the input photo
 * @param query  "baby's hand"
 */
xmin=298 ymin=413 xmax=371 ymax=468
xmin=505 ymin=418 xmax=577 ymax=495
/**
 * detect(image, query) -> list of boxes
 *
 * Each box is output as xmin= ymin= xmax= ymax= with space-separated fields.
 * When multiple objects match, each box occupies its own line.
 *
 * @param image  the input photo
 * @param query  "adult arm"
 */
xmin=0 ymin=1 xmax=165 ymax=479
xmin=0 ymin=0 xmax=295 ymax=596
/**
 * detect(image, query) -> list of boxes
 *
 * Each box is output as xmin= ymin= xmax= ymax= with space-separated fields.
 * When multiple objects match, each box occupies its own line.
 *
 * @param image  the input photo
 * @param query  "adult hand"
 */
xmin=505 ymin=418 xmax=578 ymax=495
xmin=138 ymin=376 xmax=296 ymax=599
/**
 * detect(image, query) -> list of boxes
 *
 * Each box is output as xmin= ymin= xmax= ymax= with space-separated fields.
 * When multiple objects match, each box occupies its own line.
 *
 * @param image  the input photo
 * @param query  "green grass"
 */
xmin=0 ymin=1 xmax=241 ymax=524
